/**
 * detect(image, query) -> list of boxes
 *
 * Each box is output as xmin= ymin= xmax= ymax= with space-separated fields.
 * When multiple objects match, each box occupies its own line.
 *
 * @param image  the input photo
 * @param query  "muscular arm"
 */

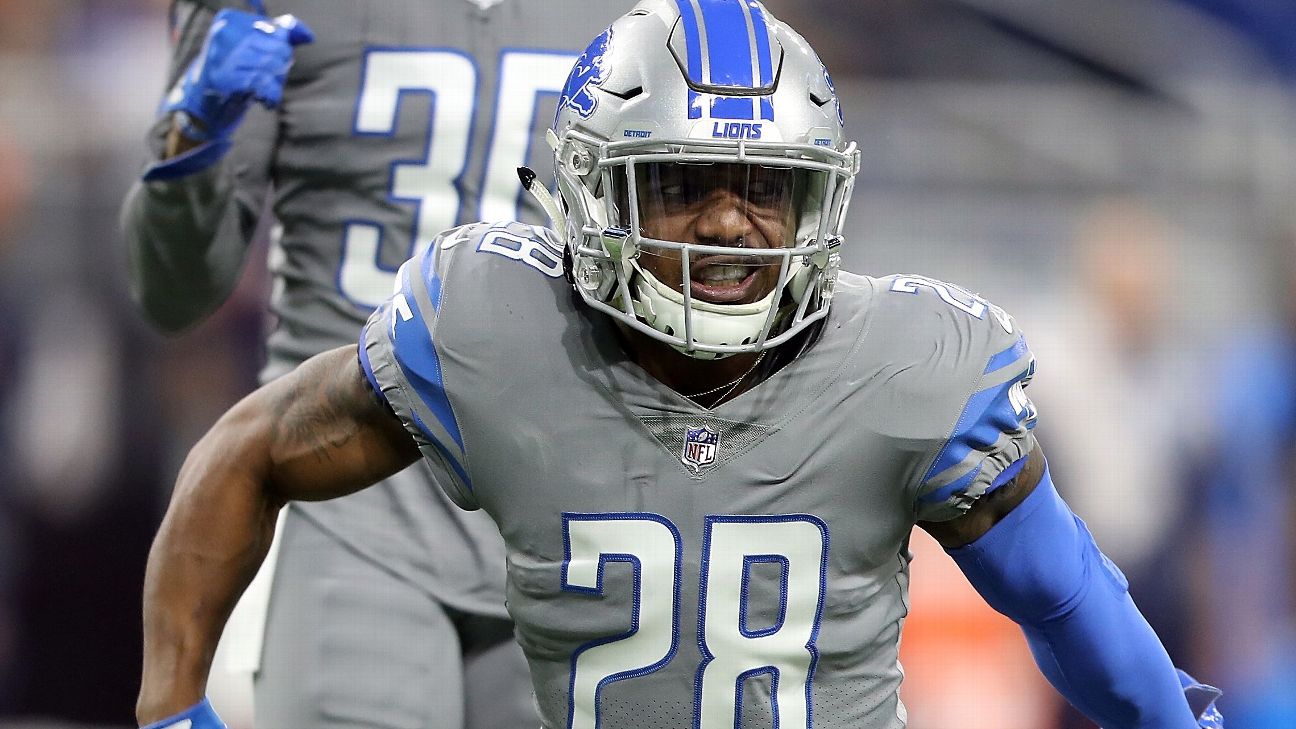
xmin=136 ymin=345 xmax=419 ymax=724
xmin=920 ymin=444 xmax=1203 ymax=728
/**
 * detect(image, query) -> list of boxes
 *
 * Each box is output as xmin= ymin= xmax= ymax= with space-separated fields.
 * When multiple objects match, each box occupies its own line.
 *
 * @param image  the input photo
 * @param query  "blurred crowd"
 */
xmin=1 ymin=0 xmax=1294 ymax=727
xmin=0 ymin=0 xmax=268 ymax=721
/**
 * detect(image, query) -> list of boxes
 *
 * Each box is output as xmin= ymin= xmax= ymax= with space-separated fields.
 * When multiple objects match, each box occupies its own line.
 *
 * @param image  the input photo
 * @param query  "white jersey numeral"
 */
xmin=561 ymin=514 xmax=829 ymax=729
xmin=563 ymin=515 xmax=681 ymax=729
xmin=889 ymin=275 xmax=1015 ymax=333
xmin=890 ymin=275 xmax=987 ymax=318
xmin=339 ymin=48 xmax=578 ymax=309
xmin=480 ymin=51 xmax=582 ymax=224
xmin=476 ymin=226 xmax=564 ymax=278
xmin=341 ymin=50 xmax=474 ymax=308
xmin=697 ymin=517 xmax=827 ymax=729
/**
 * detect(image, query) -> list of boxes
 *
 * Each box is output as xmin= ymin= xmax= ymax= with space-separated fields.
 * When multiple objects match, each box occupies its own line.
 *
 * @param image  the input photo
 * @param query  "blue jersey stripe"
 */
xmin=919 ymin=463 xmax=983 ymax=505
xmin=362 ymin=304 xmax=471 ymax=490
xmin=412 ymin=410 xmax=473 ymax=491
xmin=389 ymin=280 xmax=466 ymax=452
xmin=922 ymin=455 xmax=1028 ymax=506
xmin=922 ymin=372 xmax=1035 ymax=486
xmin=984 ymin=336 xmax=1029 ymax=374
xmin=419 ymin=245 xmax=444 ymax=310
xmin=700 ymin=0 xmax=755 ymax=88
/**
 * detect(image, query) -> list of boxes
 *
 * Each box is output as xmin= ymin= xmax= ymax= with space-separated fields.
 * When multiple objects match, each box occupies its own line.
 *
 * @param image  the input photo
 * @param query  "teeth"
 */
xmin=697 ymin=265 xmax=748 ymax=285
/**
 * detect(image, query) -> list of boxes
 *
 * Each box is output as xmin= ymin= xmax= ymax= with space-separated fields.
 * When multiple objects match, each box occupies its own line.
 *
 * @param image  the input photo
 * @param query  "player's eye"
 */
xmin=661 ymin=180 xmax=708 ymax=207
xmin=743 ymin=168 xmax=794 ymax=211
xmin=745 ymin=181 xmax=779 ymax=206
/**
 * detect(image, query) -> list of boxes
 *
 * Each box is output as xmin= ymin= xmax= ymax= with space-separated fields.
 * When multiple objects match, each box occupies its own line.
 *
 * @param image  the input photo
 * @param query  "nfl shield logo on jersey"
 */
xmin=682 ymin=426 xmax=720 ymax=473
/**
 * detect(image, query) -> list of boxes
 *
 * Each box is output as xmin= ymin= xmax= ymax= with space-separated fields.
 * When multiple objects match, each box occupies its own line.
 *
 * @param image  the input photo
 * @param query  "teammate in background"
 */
xmin=121 ymin=0 xmax=633 ymax=726
xmin=136 ymin=2 xmax=1224 ymax=728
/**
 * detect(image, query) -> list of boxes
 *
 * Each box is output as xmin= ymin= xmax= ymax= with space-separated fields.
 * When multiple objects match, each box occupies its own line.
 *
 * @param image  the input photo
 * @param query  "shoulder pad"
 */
xmin=438 ymin=221 xmax=565 ymax=279
xmin=870 ymin=274 xmax=1038 ymax=520
xmin=879 ymin=274 xmax=1016 ymax=336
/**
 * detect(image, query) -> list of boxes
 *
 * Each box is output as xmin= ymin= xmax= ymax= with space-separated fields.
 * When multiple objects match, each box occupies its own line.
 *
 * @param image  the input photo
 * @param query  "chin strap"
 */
xmin=630 ymin=263 xmax=779 ymax=360
xmin=517 ymin=166 xmax=567 ymax=241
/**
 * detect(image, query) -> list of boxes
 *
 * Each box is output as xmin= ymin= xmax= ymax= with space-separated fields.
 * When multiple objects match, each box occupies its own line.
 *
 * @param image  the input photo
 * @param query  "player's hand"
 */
xmin=164 ymin=8 xmax=315 ymax=144
xmin=1178 ymin=669 xmax=1223 ymax=728
xmin=139 ymin=697 xmax=227 ymax=729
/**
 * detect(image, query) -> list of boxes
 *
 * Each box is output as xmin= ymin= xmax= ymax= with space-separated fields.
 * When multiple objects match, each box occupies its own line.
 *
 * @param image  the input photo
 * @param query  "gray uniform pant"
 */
xmin=254 ymin=508 xmax=535 ymax=729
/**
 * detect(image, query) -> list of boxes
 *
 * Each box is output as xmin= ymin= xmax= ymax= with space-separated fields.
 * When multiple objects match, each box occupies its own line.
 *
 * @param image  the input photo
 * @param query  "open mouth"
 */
xmin=688 ymin=255 xmax=767 ymax=303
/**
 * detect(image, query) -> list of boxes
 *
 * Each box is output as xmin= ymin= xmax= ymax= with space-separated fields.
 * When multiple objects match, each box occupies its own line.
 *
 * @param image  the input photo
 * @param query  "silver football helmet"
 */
xmin=544 ymin=0 xmax=859 ymax=359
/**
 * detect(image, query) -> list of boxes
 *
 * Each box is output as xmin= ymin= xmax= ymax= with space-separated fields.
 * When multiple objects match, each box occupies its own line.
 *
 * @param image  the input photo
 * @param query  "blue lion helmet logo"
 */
xmin=559 ymin=27 xmax=613 ymax=120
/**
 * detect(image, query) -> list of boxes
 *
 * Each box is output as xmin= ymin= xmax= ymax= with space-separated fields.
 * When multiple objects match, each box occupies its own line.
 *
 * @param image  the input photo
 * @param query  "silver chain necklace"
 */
xmin=684 ymin=351 xmax=767 ymax=403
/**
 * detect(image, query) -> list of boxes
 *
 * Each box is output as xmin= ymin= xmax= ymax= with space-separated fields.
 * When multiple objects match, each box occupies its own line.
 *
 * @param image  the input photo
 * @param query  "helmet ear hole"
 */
xmin=664 ymin=325 xmax=675 ymax=336
xmin=741 ymin=337 xmax=753 ymax=345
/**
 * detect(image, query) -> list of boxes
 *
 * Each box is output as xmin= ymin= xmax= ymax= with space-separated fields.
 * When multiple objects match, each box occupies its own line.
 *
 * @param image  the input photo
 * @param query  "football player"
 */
xmin=135 ymin=1 xmax=1224 ymax=728
xmin=121 ymin=0 xmax=634 ymax=727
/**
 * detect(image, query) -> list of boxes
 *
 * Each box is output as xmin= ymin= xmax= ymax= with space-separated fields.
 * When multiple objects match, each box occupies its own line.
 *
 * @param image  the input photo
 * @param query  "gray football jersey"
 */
xmin=122 ymin=0 xmax=637 ymax=615
xmin=126 ymin=0 xmax=637 ymax=374
xmin=361 ymin=222 xmax=1039 ymax=728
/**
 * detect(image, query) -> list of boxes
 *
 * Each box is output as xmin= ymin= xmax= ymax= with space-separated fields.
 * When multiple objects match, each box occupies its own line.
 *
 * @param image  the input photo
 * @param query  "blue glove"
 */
xmin=164 ymin=8 xmax=314 ymax=143
xmin=139 ymin=697 xmax=227 ymax=729
xmin=1179 ymin=669 xmax=1224 ymax=728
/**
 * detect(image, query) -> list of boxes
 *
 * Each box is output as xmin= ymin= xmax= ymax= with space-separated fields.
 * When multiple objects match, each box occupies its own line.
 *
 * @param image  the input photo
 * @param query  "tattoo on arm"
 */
xmin=263 ymin=346 xmax=420 ymax=502
xmin=274 ymin=361 xmax=361 ymax=456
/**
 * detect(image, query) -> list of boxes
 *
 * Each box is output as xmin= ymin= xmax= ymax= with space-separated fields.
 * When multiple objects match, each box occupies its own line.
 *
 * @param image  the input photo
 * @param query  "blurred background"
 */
xmin=0 ymin=0 xmax=1293 ymax=727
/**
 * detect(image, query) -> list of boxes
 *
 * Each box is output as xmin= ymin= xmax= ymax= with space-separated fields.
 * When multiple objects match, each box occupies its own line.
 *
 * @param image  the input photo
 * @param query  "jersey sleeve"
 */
xmin=908 ymin=282 xmax=1039 ymax=522
xmin=119 ymin=0 xmax=275 ymax=332
xmin=359 ymin=225 xmax=481 ymax=511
